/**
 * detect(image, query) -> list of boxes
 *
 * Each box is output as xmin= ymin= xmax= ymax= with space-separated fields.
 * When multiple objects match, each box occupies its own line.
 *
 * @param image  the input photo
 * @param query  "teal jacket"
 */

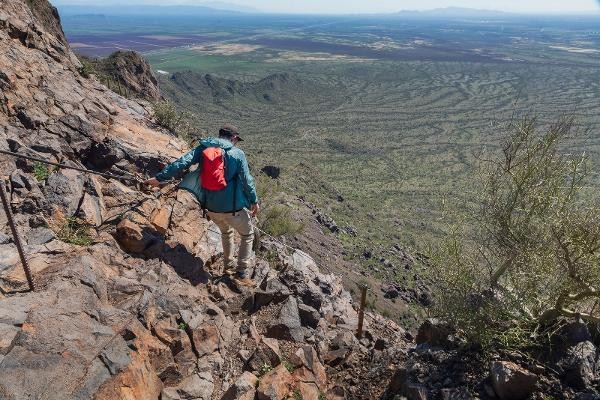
xmin=155 ymin=138 xmax=258 ymax=213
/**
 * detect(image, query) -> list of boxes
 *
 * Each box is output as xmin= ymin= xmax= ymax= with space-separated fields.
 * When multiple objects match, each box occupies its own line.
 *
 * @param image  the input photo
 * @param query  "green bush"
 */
xmin=281 ymin=357 xmax=295 ymax=373
xmin=259 ymin=204 xmax=304 ymax=237
xmin=152 ymin=100 xmax=196 ymax=146
xmin=56 ymin=217 xmax=93 ymax=246
xmin=78 ymin=57 xmax=96 ymax=78
xmin=429 ymin=117 xmax=600 ymax=348
xmin=32 ymin=161 xmax=49 ymax=181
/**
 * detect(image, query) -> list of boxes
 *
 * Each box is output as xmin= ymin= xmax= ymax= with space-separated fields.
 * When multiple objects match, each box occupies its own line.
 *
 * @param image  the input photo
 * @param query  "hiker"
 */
xmin=145 ymin=124 xmax=259 ymax=286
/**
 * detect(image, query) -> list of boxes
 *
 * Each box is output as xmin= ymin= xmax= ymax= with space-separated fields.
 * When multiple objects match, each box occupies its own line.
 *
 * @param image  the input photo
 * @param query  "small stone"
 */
xmin=0 ymin=233 xmax=11 ymax=244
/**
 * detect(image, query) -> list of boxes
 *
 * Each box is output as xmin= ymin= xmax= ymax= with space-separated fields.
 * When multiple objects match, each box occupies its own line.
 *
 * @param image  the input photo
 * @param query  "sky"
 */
xmin=52 ymin=0 xmax=600 ymax=14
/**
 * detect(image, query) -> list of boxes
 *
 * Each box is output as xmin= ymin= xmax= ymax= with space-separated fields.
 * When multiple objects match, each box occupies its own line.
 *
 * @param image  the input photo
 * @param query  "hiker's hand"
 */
xmin=250 ymin=203 xmax=260 ymax=217
xmin=145 ymin=178 xmax=161 ymax=188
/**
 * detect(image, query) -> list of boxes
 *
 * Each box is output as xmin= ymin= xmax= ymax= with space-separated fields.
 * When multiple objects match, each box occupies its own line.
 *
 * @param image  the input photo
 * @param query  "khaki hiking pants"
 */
xmin=207 ymin=208 xmax=254 ymax=277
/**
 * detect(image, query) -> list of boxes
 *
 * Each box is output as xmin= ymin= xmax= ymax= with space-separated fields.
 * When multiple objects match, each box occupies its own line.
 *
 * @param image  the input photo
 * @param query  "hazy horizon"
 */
xmin=52 ymin=0 xmax=600 ymax=15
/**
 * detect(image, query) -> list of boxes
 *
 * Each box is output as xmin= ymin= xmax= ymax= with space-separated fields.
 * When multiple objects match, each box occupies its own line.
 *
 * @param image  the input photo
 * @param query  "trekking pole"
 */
xmin=0 ymin=179 xmax=35 ymax=292
xmin=356 ymin=284 xmax=368 ymax=339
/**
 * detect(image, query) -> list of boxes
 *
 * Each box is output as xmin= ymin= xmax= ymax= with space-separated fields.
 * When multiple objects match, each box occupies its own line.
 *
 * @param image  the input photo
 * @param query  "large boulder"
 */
xmin=43 ymin=169 xmax=85 ymax=217
xmin=415 ymin=318 xmax=455 ymax=347
xmin=221 ymin=371 xmax=258 ymax=400
xmin=490 ymin=361 xmax=538 ymax=400
xmin=115 ymin=217 xmax=161 ymax=254
xmin=266 ymin=296 xmax=303 ymax=342
xmin=246 ymin=337 xmax=281 ymax=372
xmin=257 ymin=364 xmax=293 ymax=400
xmin=559 ymin=341 xmax=598 ymax=390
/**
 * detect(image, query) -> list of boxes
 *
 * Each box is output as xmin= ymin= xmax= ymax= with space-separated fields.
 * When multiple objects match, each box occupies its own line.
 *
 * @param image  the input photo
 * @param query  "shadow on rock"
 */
xmin=115 ymin=219 xmax=211 ymax=286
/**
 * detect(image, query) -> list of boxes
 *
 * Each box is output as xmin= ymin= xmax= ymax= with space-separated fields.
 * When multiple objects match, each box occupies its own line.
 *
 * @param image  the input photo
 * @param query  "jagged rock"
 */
xmin=0 ymin=323 xmax=19 ymax=354
xmin=86 ymin=51 xmax=161 ymax=101
xmin=175 ymin=372 xmax=214 ymax=400
xmin=25 ymin=227 xmax=55 ymax=245
xmin=291 ymin=345 xmax=327 ymax=391
xmin=247 ymin=337 xmax=281 ymax=372
xmin=327 ymin=386 xmax=345 ymax=399
xmin=150 ymin=205 xmax=172 ymax=235
xmin=190 ymin=323 xmax=220 ymax=357
xmin=115 ymin=218 xmax=160 ymax=253
xmin=99 ymin=339 xmax=132 ymax=375
xmin=382 ymin=283 xmax=400 ymax=299
xmin=297 ymin=381 xmax=321 ymax=400
xmin=78 ymin=192 xmax=105 ymax=226
xmin=416 ymin=318 xmax=455 ymax=347
xmin=490 ymin=361 xmax=538 ymax=400
xmin=266 ymin=296 xmax=303 ymax=342
xmin=298 ymin=303 xmax=321 ymax=329
xmin=559 ymin=341 xmax=598 ymax=390
xmin=162 ymin=387 xmax=183 ymax=400
xmin=221 ymin=371 xmax=258 ymax=400
xmin=257 ymin=364 xmax=293 ymax=400
xmin=152 ymin=319 xmax=195 ymax=379
xmin=44 ymin=170 xmax=85 ymax=217
xmin=385 ymin=368 xmax=429 ymax=400
xmin=555 ymin=319 xmax=592 ymax=347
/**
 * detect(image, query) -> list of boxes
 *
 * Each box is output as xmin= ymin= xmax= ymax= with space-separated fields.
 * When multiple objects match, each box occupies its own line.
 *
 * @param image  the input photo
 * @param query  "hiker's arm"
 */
xmin=239 ymin=155 xmax=258 ymax=206
xmin=154 ymin=147 xmax=202 ymax=182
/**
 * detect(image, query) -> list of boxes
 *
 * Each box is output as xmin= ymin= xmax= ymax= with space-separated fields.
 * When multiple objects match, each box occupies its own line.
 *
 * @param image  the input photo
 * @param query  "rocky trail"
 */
xmin=1 ymin=1 xmax=600 ymax=399
xmin=0 ymin=1 xmax=408 ymax=399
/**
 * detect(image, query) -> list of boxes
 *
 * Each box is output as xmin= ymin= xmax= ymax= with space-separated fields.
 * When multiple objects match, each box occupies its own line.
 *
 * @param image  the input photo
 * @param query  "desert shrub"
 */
xmin=55 ymin=217 xmax=93 ymax=246
xmin=259 ymin=204 xmax=304 ymax=237
xmin=429 ymin=117 xmax=600 ymax=348
xmin=78 ymin=56 xmax=96 ymax=78
xmin=32 ymin=161 xmax=49 ymax=181
xmin=152 ymin=100 xmax=197 ymax=146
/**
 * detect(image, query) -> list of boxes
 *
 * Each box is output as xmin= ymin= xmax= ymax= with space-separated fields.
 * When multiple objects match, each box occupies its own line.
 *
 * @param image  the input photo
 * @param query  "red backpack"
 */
xmin=200 ymin=147 xmax=227 ymax=191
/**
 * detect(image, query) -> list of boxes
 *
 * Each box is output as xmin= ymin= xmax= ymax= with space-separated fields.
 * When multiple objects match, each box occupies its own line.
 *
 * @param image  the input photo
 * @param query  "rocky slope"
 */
xmin=0 ymin=1 xmax=407 ymax=399
xmin=1 ymin=1 xmax=599 ymax=400
xmin=80 ymin=51 xmax=162 ymax=101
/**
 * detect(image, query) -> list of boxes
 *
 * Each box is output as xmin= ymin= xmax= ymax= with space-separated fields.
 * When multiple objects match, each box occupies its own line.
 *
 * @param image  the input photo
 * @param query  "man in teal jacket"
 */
xmin=145 ymin=125 xmax=259 ymax=286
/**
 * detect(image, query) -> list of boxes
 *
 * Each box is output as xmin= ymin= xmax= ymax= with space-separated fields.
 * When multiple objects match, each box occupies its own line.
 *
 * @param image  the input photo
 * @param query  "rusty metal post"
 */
xmin=0 ymin=179 xmax=35 ymax=291
xmin=356 ymin=284 xmax=367 ymax=339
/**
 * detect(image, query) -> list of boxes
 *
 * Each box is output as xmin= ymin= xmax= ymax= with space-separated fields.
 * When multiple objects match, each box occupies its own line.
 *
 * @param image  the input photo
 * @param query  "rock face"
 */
xmin=83 ymin=51 xmax=162 ymax=101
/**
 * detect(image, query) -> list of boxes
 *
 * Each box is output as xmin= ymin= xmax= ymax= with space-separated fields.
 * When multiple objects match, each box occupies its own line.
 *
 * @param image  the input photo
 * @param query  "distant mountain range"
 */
xmin=56 ymin=2 xmax=257 ymax=17
xmin=395 ymin=7 xmax=513 ymax=18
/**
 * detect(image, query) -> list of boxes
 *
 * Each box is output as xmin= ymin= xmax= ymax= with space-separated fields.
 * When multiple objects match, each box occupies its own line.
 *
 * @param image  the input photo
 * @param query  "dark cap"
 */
xmin=219 ymin=124 xmax=243 ymax=141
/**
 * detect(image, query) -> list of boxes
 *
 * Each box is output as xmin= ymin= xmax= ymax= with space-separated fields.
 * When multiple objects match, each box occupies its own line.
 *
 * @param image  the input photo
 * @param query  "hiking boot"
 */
xmin=223 ymin=266 xmax=236 ymax=276
xmin=233 ymin=276 xmax=255 ymax=288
